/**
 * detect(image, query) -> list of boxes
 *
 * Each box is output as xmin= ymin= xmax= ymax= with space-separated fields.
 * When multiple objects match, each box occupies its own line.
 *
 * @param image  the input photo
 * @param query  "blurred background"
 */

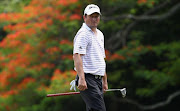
xmin=0 ymin=0 xmax=180 ymax=111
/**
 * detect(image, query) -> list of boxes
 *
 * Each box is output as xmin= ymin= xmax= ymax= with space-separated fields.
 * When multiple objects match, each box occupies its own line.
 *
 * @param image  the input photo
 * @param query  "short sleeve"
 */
xmin=73 ymin=31 xmax=88 ymax=55
xmin=98 ymin=30 xmax=106 ymax=58
xmin=102 ymin=36 xmax=106 ymax=58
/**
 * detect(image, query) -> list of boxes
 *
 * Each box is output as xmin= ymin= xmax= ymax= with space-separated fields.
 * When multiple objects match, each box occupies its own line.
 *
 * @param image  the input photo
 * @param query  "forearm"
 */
xmin=102 ymin=72 xmax=108 ymax=91
xmin=73 ymin=53 xmax=85 ymax=79
xmin=73 ymin=53 xmax=87 ymax=91
xmin=103 ymin=72 xmax=108 ymax=84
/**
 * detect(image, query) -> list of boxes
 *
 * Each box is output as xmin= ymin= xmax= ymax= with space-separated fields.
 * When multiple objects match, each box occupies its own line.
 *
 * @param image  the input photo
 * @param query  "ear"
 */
xmin=83 ymin=15 xmax=86 ymax=22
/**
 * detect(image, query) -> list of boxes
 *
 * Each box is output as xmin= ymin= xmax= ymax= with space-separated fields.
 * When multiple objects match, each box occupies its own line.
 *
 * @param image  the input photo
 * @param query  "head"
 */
xmin=83 ymin=4 xmax=101 ymax=29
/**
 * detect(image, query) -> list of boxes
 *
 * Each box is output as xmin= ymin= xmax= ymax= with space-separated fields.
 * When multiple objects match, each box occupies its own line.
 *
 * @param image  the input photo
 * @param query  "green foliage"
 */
xmin=0 ymin=0 xmax=31 ymax=13
xmin=134 ymin=70 xmax=175 ymax=96
xmin=107 ymin=41 xmax=180 ymax=97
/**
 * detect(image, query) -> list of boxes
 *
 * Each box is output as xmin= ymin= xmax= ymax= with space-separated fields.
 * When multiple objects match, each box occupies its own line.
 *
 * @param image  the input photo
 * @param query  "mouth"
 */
xmin=92 ymin=22 xmax=98 ymax=25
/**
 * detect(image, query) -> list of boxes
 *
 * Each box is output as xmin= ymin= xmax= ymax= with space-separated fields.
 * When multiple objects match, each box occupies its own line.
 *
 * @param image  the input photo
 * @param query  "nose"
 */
xmin=92 ymin=16 xmax=98 ymax=21
xmin=92 ymin=17 xmax=97 ymax=21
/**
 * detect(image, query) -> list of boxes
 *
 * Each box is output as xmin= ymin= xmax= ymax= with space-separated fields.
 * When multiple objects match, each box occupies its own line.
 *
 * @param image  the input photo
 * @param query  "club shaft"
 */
xmin=47 ymin=92 xmax=80 ymax=97
xmin=47 ymin=88 xmax=125 ymax=97
xmin=106 ymin=89 xmax=122 ymax=92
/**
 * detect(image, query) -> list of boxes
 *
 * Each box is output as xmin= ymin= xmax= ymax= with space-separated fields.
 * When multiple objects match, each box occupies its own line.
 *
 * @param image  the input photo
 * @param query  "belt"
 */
xmin=85 ymin=73 xmax=103 ymax=79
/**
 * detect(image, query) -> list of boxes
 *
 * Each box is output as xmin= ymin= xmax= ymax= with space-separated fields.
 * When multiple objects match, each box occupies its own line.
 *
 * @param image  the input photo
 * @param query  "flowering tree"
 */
xmin=0 ymin=0 xmax=81 ymax=110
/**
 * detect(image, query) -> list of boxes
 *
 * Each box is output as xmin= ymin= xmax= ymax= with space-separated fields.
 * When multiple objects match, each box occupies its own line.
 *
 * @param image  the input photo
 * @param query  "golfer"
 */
xmin=73 ymin=4 xmax=108 ymax=111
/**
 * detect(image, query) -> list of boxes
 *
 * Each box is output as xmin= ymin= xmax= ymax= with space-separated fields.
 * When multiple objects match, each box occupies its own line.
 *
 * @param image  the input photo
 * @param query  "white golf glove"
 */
xmin=70 ymin=80 xmax=77 ymax=91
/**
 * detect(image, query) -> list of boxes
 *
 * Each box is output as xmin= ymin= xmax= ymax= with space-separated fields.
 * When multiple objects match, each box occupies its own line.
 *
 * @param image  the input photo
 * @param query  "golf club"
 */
xmin=106 ymin=88 xmax=126 ymax=98
xmin=47 ymin=88 xmax=126 ymax=97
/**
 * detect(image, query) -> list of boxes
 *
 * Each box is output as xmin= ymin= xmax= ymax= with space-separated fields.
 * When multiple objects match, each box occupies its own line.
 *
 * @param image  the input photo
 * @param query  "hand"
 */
xmin=103 ymin=81 xmax=108 ymax=93
xmin=78 ymin=77 xmax=88 ymax=91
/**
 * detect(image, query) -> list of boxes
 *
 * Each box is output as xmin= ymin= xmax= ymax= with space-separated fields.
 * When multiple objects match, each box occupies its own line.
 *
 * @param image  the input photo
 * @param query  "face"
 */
xmin=83 ymin=13 xmax=100 ymax=29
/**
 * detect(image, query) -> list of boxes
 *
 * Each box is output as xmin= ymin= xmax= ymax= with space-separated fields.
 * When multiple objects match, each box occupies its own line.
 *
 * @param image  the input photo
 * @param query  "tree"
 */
xmin=0 ymin=0 xmax=80 ymax=110
xmin=98 ymin=0 xmax=180 ymax=110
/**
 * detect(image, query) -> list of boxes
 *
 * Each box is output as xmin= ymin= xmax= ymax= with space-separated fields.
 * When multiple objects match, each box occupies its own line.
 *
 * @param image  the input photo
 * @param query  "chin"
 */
xmin=93 ymin=24 xmax=98 ymax=27
xmin=89 ymin=25 xmax=96 ymax=28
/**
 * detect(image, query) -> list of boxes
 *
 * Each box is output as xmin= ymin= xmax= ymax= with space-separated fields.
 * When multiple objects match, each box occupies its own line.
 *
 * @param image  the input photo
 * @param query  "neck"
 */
xmin=84 ymin=23 xmax=97 ymax=34
xmin=91 ymin=27 xmax=96 ymax=33
xmin=91 ymin=27 xmax=97 ymax=36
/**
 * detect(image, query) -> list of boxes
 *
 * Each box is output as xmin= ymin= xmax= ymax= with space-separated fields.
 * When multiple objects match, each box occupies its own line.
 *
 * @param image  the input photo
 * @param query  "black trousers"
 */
xmin=76 ymin=73 xmax=106 ymax=111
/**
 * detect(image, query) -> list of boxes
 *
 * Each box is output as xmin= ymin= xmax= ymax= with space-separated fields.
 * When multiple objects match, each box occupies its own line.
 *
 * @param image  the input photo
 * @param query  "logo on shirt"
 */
xmin=79 ymin=46 xmax=82 ymax=49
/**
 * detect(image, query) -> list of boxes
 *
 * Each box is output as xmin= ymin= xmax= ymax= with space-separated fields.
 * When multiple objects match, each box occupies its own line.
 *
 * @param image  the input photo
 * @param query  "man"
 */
xmin=73 ymin=4 xmax=108 ymax=111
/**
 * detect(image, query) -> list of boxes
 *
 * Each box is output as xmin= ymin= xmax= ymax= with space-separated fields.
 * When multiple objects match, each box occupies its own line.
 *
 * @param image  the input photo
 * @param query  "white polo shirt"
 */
xmin=73 ymin=23 xmax=106 ymax=76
